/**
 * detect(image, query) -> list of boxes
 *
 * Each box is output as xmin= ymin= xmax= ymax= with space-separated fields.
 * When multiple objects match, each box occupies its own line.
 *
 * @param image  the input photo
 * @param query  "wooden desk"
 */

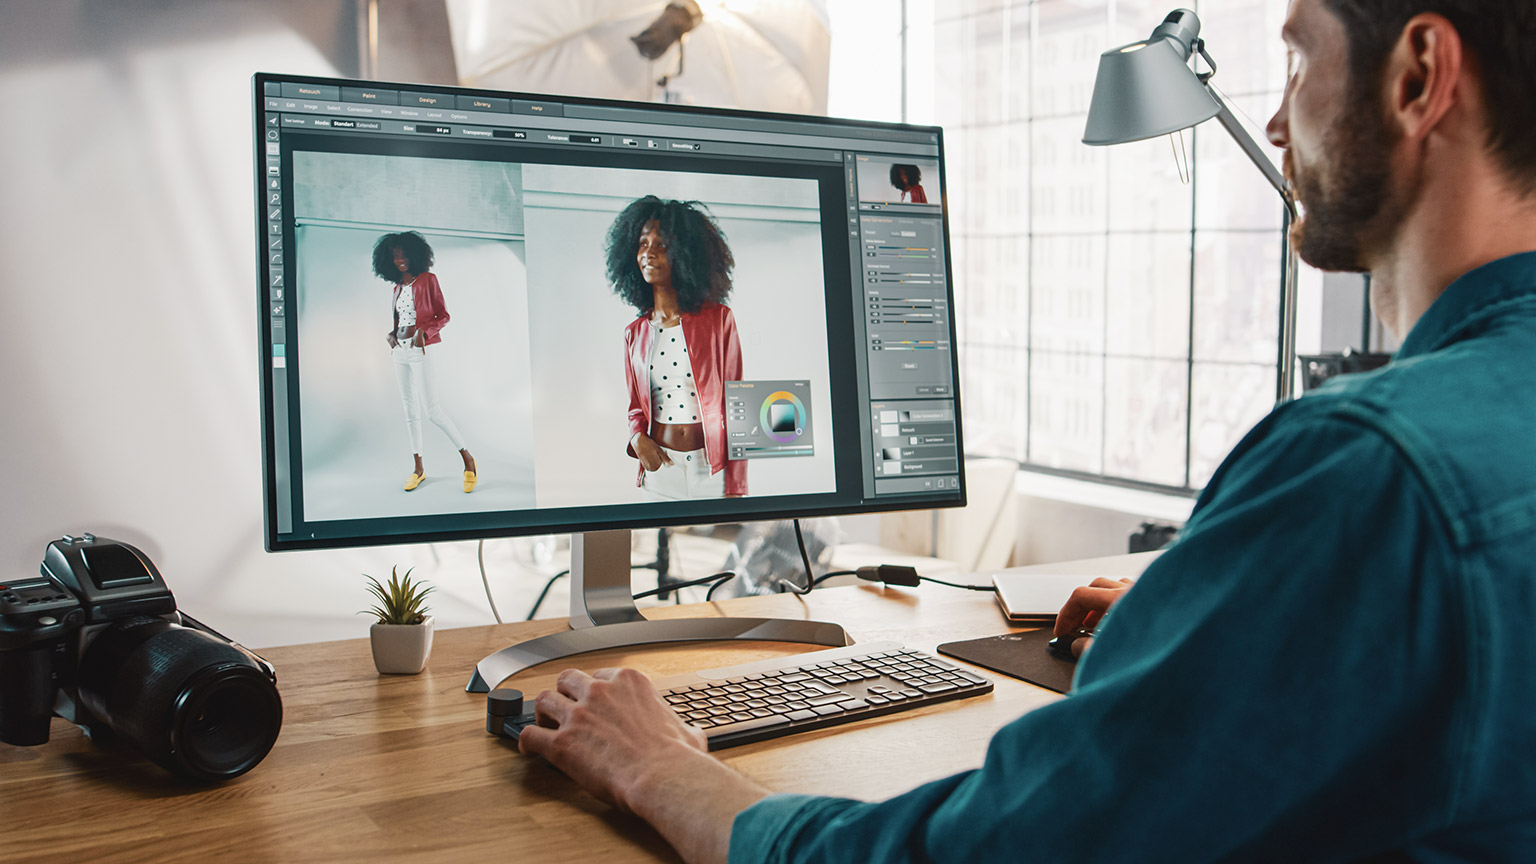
xmin=0 ymin=566 xmax=1143 ymax=864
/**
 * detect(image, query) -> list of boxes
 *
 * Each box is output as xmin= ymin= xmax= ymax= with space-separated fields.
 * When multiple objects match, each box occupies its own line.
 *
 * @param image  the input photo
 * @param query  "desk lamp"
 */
xmin=1083 ymin=8 xmax=1300 ymax=403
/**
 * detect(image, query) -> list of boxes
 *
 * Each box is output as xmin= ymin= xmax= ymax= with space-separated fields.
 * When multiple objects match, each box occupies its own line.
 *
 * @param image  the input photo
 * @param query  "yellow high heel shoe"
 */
xmin=404 ymin=472 xmax=424 ymax=491
xmin=463 ymin=470 xmax=477 ymax=493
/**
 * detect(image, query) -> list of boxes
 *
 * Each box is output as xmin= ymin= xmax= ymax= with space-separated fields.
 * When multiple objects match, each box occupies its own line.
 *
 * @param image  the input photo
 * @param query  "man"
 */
xmin=518 ymin=0 xmax=1536 ymax=860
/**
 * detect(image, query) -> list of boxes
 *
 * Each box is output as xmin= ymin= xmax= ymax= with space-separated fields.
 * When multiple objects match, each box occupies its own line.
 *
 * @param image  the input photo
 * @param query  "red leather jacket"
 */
xmin=391 ymin=272 xmax=449 ymax=346
xmin=625 ymin=302 xmax=746 ymax=496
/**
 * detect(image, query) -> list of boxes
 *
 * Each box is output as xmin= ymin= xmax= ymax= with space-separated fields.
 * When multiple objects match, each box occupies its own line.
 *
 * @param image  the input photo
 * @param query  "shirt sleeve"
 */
xmin=730 ymin=407 xmax=1472 ymax=864
xmin=720 ymin=307 xmax=747 ymax=496
xmin=625 ymin=324 xmax=649 ymax=453
xmin=418 ymin=273 xmax=450 ymax=341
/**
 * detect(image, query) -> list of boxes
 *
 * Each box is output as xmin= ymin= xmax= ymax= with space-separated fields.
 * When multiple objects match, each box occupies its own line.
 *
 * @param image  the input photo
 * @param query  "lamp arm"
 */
xmin=1203 ymin=81 xmax=1301 ymax=404
xmin=1208 ymin=87 xmax=1298 ymax=220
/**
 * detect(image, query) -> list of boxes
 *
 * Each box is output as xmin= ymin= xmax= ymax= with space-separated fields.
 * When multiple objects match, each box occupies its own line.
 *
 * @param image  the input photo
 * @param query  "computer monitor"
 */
xmin=253 ymin=73 xmax=965 ymax=690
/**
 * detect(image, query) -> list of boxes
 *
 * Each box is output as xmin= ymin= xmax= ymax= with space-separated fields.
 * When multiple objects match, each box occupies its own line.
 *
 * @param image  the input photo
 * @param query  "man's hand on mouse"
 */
xmin=1053 ymin=577 xmax=1135 ymax=658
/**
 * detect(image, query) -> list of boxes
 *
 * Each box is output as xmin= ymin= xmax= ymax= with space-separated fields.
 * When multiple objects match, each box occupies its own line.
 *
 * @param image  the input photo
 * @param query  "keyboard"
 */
xmin=488 ymin=642 xmax=993 ymax=750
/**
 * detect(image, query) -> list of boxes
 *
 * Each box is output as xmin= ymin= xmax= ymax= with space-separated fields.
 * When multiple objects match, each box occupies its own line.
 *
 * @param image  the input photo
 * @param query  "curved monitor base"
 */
xmin=466 ymin=617 xmax=852 ymax=692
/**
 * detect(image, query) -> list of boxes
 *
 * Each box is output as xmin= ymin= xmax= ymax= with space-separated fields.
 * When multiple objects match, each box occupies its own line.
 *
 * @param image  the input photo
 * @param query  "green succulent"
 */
xmin=361 ymin=566 xmax=434 ymax=625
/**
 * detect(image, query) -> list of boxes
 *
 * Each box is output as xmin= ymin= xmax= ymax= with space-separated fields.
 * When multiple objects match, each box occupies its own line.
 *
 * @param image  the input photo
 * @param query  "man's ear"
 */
xmin=1384 ymin=13 xmax=1465 ymax=143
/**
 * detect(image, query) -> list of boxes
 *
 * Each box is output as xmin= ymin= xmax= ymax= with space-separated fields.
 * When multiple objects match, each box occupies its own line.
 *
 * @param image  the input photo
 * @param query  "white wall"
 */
xmin=0 ymin=2 xmax=525 ymax=650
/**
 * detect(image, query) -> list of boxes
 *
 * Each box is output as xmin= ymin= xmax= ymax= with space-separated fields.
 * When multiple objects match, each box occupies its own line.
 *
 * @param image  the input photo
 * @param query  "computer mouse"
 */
xmin=1046 ymin=628 xmax=1093 ymax=661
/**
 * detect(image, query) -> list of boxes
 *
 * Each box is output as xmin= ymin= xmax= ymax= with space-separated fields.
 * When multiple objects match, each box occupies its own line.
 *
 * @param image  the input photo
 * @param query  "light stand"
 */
xmin=1084 ymin=8 xmax=1300 ymax=403
xmin=467 ymin=530 xmax=851 ymax=692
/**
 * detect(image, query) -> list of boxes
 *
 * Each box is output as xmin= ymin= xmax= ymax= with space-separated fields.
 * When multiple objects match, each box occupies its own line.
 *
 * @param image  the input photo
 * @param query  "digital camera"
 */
xmin=0 ymin=534 xmax=282 ymax=782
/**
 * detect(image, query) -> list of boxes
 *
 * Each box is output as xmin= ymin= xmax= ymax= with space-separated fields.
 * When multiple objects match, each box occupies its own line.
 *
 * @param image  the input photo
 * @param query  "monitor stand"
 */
xmin=466 ymin=529 xmax=853 ymax=692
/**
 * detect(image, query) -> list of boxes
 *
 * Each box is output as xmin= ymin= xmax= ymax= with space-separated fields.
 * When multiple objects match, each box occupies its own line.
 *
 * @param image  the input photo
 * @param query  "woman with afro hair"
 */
xmin=889 ymin=163 xmax=927 ymax=204
xmin=608 ymin=196 xmax=745 ymax=498
xmin=372 ymin=230 xmax=477 ymax=494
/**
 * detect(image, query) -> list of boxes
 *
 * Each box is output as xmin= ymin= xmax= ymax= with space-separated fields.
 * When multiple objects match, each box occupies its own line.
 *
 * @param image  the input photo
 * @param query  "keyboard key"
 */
xmin=918 ymin=682 xmax=958 ymax=694
xmin=786 ymin=709 xmax=818 ymax=722
xmin=810 ymin=703 xmax=846 ymax=716
xmin=748 ymin=708 xmax=772 ymax=718
xmin=779 ymin=673 xmax=811 ymax=684
xmin=806 ymin=693 xmax=855 ymax=707
xmin=707 ymin=715 xmax=790 ymax=737
xmin=900 ymin=689 xmax=922 ymax=699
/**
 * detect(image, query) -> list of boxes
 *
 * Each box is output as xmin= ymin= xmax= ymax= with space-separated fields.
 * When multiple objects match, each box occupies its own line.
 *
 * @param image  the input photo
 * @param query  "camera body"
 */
xmin=0 ymin=534 xmax=282 ymax=782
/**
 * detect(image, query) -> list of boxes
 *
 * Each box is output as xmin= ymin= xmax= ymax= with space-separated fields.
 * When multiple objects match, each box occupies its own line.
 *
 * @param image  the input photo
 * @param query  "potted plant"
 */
xmin=362 ymin=566 xmax=435 ymax=674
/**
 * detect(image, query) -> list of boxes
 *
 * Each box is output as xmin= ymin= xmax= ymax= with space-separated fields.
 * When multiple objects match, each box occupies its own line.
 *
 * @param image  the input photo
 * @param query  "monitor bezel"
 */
xmin=254 ymin=71 xmax=967 ymax=553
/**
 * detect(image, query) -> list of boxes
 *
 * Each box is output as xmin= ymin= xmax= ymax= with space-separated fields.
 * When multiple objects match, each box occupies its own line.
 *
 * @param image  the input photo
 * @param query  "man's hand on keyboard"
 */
xmin=519 ymin=667 xmax=706 ymax=808
xmin=517 ymin=666 xmax=769 ymax=864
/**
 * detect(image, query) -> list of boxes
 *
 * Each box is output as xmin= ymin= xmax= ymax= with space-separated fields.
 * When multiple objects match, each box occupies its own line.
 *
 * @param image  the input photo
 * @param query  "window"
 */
xmin=832 ymin=0 xmax=1324 ymax=493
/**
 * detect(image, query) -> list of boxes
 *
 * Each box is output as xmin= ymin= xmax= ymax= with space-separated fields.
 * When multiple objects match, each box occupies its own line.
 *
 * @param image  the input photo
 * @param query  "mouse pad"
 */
xmin=937 ymin=628 xmax=1077 ymax=694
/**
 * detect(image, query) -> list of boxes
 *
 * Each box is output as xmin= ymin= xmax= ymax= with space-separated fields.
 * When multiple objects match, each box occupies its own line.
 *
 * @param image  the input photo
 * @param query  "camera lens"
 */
xmin=77 ymin=617 xmax=282 ymax=782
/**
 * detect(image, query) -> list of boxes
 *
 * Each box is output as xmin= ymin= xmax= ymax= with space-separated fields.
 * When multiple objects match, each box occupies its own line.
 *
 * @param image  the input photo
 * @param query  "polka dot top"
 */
xmin=394 ymin=280 xmax=417 ymax=341
xmin=649 ymin=323 xmax=702 ymax=424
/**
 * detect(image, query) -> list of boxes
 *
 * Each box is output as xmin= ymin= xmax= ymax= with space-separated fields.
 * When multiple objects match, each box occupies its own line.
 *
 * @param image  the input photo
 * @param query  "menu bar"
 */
xmin=260 ymin=90 xmax=938 ymax=158
xmin=273 ymin=112 xmax=841 ymax=162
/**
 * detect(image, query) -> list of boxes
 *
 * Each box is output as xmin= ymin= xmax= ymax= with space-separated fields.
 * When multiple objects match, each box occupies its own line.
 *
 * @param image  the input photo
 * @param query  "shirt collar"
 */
xmin=1397 ymin=250 xmax=1536 ymax=360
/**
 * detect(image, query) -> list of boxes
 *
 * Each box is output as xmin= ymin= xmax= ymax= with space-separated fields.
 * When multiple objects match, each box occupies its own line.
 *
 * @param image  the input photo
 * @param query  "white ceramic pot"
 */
xmin=370 ymin=616 xmax=434 ymax=674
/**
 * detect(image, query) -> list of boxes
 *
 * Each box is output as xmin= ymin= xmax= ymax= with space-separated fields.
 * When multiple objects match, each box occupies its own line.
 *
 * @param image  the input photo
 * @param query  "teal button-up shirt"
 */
xmin=730 ymin=251 xmax=1536 ymax=863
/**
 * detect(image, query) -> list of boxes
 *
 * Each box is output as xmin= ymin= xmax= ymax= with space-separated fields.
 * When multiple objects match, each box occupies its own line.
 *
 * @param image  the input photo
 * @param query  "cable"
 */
xmin=852 ymin=564 xmax=997 ymax=592
xmin=915 ymin=575 xmax=998 ymax=592
xmin=791 ymin=519 xmax=815 ymax=592
xmin=631 ymin=571 xmax=735 ymax=601
xmin=765 ymin=519 xmax=820 ymax=597
xmin=811 ymin=570 xmax=857 ymax=588
xmin=525 ymin=569 xmax=570 ymax=621
xmin=478 ymin=539 xmax=503 ymax=624
xmin=705 ymin=573 xmax=739 ymax=602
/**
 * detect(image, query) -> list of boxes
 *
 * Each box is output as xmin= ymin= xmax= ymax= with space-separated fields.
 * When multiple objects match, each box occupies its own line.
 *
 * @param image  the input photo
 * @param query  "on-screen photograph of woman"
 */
xmin=373 ymin=230 xmax=478 ymax=494
xmin=889 ymin=163 xmax=927 ymax=203
xmin=607 ymin=196 xmax=745 ymax=499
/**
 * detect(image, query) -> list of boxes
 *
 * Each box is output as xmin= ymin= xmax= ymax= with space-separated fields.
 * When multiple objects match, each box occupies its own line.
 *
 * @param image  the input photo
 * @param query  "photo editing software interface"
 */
xmin=256 ymin=75 xmax=961 ymax=548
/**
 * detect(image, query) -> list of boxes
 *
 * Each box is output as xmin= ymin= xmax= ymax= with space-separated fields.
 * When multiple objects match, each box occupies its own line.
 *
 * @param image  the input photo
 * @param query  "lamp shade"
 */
xmin=1082 ymin=37 xmax=1220 ymax=145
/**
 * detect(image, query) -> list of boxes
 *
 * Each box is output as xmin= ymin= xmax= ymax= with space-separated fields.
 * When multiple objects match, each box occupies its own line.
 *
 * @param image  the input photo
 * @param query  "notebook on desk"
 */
xmin=990 ymin=571 xmax=1100 ymax=622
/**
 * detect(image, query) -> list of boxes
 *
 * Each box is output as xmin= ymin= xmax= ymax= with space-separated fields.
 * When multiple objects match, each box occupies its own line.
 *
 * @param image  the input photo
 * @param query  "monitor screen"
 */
xmin=256 ymin=74 xmax=964 ymax=551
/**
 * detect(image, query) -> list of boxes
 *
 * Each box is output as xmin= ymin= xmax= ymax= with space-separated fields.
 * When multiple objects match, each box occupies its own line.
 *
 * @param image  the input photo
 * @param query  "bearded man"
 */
xmin=516 ymin=2 xmax=1536 ymax=860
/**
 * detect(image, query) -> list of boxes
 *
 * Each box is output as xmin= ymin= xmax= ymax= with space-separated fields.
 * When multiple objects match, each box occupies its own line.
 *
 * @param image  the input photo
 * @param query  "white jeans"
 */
xmin=392 ymin=344 xmax=465 ymax=455
xmin=643 ymin=446 xmax=723 ymax=500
